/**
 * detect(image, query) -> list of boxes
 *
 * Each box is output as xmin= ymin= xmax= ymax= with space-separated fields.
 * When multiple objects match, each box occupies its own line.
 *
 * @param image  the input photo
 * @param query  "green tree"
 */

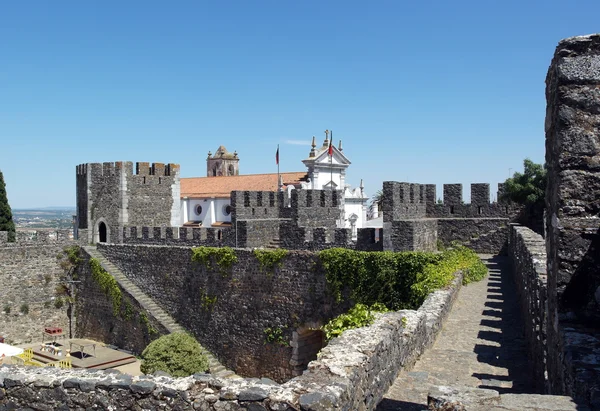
xmin=140 ymin=332 xmax=209 ymax=377
xmin=501 ymin=159 xmax=547 ymax=206
xmin=0 ymin=170 xmax=16 ymax=242
xmin=371 ymin=189 xmax=383 ymax=212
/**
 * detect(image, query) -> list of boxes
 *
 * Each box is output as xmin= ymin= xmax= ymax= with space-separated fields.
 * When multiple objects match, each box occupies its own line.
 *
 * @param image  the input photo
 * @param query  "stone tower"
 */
xmin=207 ymin=146 xmax=239 ymax=177
xmin=76 ymin=161 xmax=181 ymax=244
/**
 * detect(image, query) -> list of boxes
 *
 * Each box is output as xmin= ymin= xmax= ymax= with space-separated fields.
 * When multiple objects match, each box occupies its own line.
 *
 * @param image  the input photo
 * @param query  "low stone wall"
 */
xmin=0 ymin=233 xmax=77 ymax=344
xmin=508 ymin=224 xmax=548 ymax=393
xmin=0 ymin=270 xmax=463 ymax=410
xmin=508 ymin=224 xmax=600 ymax=408
xmin=427 ymin=386 xmax=588 ymax=410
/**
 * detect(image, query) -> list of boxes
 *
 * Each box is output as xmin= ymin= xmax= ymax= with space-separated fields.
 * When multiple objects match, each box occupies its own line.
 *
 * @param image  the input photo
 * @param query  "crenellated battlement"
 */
xmin=122 ymin=225 xmax=235 ymax=247
xmin=0 ymin=229 xmax=76 ymax=246
xmin=426 ymin=183 xmax=516 ymax=218
xmin=76 ymin=162 xmax=180 ymax=177
xmin=231 ymin=190 xmax=288 ymax=221
xmin=383 ymin=181 xmax=516 ymax=220
xmin=291 ymin=189 xmax=341 ymax=208
xmin=135 ymin=162 xmax=180 ymax=176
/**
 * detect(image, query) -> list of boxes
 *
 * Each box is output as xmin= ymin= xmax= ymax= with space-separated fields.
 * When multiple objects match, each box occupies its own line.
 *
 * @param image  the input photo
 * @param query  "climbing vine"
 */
xmin=191 ymin=246 xmax=238 ymax=275
xmin=89 ymin=258 xmax=122 ymax=316
xmin=139 ymin=311 xmax=157 ymax=335
xmin=199 ymin=289 xmax=217 ymax=311
xmin=253 ymin=249 xmax=288 ymax=274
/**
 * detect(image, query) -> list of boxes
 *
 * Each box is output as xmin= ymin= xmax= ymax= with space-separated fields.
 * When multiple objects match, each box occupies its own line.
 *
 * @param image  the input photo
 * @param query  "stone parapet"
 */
xmin=509 ymin=224 xmax=548 ymax=393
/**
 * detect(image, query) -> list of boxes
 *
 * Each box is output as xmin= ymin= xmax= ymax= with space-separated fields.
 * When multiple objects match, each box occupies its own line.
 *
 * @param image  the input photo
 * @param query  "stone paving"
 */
xmin=378 ymin=255 xmax=534 ymax=411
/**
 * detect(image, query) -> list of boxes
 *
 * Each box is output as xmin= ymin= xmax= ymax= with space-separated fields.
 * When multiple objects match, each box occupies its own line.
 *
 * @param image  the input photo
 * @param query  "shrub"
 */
xmin=323 ymin=303 xmax=388 ymax=341
xmin=140 ymin=332 xmax=209 ymax=377
xmin=54 ymin=298 xmax=64 ymax=309
xmin=3 ymin=305 xmax=11 ymax=314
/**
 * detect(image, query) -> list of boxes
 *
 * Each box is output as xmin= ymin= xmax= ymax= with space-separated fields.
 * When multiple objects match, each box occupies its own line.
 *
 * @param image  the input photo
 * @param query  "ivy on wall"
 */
xmin=253 ymin=249 xmax=288 ymax=274
xmin=318 ymin=245 xmax=487 ymax=311
xmin=139 ymin=311 xmax=157 ymax=335
xmin=89 ymin=258 xmax=122 ymax=316
xmin=319 ymin=245 xmax=486 ymax=340
xmin=191 ymin=246 xmax=237 ymax=275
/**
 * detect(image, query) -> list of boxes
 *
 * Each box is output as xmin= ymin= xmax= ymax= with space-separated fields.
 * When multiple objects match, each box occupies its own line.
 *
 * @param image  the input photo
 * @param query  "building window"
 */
xmin=223 ymin=204 xmax=232 ymax=216
xmin=195 ymin=205 xmax=203 ymax=215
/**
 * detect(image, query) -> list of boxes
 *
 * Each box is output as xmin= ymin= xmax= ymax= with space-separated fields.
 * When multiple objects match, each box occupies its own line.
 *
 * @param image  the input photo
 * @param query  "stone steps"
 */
xmin=82 ymin=246 xmax=238 ymax=377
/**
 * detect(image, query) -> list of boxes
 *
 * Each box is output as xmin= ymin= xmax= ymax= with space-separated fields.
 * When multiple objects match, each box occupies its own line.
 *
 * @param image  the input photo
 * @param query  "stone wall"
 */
xmin=381 ymin=180 xmax=515 ymax=253
xmin=438 ymin=218 xmax=509 ymax=254
xmin=74 ymin=249 xmax=167 ymax=355
xmin=0 ymin=269 xmax=463 ymax=410
xmin=543 ymin=33 xmax=600 ymax=406
xmin=96 ymin=244 xmax=352 ymax=382
xmin=0 ymin=231 xmax=76 ymax=345
xmin=508 ymin=224 xmax=548 ymax=393
xmin=383 ymin=219 xmax=437 ymax=252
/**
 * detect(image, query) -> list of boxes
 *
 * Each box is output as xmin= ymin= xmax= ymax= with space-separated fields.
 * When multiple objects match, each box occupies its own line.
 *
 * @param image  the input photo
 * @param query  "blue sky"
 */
xmin=1 ymin=1 xmax=598 ymax=208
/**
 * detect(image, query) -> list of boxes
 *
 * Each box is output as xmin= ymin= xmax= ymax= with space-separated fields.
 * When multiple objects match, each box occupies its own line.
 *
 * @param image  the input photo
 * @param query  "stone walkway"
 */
xmin=378 ymin=256 xmax=534 ymax=410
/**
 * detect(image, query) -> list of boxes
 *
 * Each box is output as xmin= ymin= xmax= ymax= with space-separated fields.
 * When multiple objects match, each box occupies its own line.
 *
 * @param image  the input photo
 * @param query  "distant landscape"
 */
xmin=13 ymin=208 xmax=75 ymax=230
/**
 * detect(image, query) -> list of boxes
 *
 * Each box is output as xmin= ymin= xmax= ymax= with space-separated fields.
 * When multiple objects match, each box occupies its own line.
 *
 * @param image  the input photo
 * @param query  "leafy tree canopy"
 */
xmin=0 ymin=171 xmax=16 ymax=242
xmin=501 ymin=159 xmax=547 ymax=206
xmin=140 ymin=332 xmax=209 ymax=377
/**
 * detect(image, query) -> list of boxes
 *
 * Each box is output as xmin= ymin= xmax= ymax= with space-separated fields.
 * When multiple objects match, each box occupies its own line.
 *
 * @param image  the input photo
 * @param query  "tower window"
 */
xmin=195 ymin=205 xmax=203 ymax=215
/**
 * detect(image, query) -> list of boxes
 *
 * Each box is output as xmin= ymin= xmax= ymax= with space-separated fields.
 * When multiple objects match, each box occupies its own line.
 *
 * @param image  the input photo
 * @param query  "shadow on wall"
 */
xmin=561 ymin=227 xmax=600 ymax=321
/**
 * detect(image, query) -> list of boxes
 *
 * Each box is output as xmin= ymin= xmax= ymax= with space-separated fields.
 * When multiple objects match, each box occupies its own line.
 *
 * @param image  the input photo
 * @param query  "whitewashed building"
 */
xmin=179 ymin=133 xmax=369 ymax=237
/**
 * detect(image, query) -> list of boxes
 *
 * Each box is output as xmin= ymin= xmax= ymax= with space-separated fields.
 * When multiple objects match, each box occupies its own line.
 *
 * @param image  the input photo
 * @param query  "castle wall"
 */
xmin=382 ymin=180 xmax=515 ymax=253
xmin=290 ymin=189 xmax=342 ymax=228
xmin=544 ymin=34 xmax=600 ymax=403
xmin=383 ymin=219 xmax=437 ymax=252
xmin=437 ymin=218 xmax=509 ymax=254
xmin=0 ymin=230 xmax=76 ymax=345
xmin=74 ymin=249 xmax=166 ymax=354
xmin=0 ymin=270 xmax=463 ymax=410
xmin=96 ymin=244 xmax=352 ymax=382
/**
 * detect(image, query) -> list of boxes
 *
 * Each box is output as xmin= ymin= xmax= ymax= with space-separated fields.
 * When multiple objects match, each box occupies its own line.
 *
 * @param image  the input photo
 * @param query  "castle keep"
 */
xmin=76 ymin=161 xmax=181 ymax=244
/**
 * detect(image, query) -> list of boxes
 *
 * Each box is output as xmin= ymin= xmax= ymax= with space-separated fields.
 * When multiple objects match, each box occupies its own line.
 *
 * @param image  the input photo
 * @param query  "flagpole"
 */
xmin=277 ymin=144 xmax=281 ymax=191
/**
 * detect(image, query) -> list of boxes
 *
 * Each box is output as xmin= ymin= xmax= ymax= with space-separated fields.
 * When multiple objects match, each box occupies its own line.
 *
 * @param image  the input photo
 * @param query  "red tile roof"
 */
xmin=180 ymin=172 xmax=308 ymax=198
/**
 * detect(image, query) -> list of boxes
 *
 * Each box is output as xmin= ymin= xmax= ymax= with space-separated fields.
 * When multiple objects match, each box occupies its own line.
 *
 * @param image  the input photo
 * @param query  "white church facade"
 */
xmin=179 ymin=131 xmax=369 ymax=238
